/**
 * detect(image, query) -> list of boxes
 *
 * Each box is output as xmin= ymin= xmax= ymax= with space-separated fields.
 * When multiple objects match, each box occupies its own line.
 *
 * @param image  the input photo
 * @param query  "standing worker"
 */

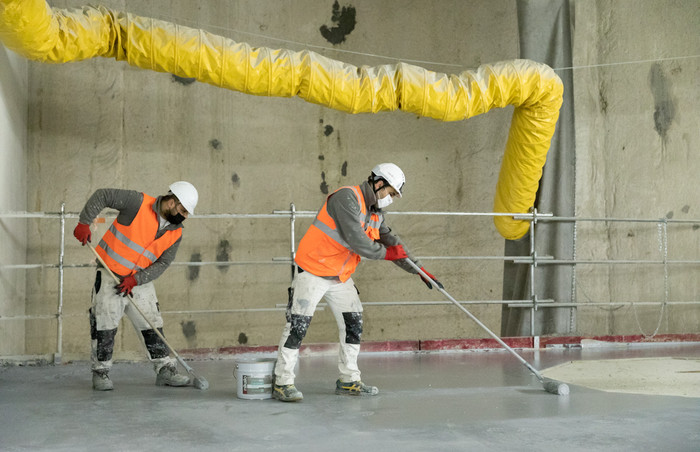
xmin=73 ymin=181 xmax=198 ymax=391
xmin=273 ymin=163 xmax=442 ymax=402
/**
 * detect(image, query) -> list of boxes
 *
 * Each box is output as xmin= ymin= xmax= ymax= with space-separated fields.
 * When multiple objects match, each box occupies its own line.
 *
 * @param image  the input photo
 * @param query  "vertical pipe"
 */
xmin=529 ymin=208 xmax=537 ymax=336
xmin=661 ymin=219 xmax=669 ymax=331
xmin=290 ymin=203 xmax=296 ymax=284
xmin=569 ymin=219 xmax=578 ymax=332
xmin=55 ymin=202 xmax=65 ymax=364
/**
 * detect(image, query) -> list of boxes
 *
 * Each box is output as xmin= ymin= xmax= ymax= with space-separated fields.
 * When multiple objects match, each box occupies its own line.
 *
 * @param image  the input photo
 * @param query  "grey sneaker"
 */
xmin=155 ymin=365 xmax=191 ymax=387
xmin=92 ymin=370 xmax=114 ymax=391
xmin=335 ymin=379 xmax=378 ymax=396
xmin=272 ymin=384 xmax=303 ymax=402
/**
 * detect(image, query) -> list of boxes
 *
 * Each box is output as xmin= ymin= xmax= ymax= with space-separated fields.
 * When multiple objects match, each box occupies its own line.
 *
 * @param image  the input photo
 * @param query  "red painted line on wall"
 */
xmin=539 ymin=333 xmax=700 ymax=346
xmin=179 ymin=333 xmax=700 ymax=358
xmin=360 ymin=340 xmax=421 ymax=352
xmin=420 ymin=337 xmax=533 ymax=351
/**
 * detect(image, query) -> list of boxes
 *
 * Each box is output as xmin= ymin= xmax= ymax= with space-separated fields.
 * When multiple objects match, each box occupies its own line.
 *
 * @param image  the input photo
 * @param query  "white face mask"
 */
xmin=377 ymin=194 xmax=393 ymax=209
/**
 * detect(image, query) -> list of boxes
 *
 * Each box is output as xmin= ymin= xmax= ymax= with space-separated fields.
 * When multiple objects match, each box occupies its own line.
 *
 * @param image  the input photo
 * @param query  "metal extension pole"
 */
xmin=55 ymin=202 xmax=65 ymax=365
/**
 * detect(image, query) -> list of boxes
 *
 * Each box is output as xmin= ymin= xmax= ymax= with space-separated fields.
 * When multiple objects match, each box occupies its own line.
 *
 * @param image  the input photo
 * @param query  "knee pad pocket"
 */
xmin=342 ymin=312 xmax=363 ymax=345
xmin=95 ymin=328 xmax=117 ymax=362
xmin=142 ymin=328 xmax=169 ymax=359
xmin=284 ymin=314 xmax=312 ymax=349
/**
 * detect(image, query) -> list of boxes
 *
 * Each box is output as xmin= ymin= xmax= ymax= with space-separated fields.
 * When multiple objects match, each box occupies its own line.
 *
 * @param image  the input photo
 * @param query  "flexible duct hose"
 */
xmin=0 ymin=0 xmax=563 ymax=240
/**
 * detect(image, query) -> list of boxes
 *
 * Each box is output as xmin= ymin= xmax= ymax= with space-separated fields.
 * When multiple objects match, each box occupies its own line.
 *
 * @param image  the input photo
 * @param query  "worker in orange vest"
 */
xmin=273 ymin=163 xmax=441 ymax=402
xmin=73 ymin=181 xmax=198 ymax=391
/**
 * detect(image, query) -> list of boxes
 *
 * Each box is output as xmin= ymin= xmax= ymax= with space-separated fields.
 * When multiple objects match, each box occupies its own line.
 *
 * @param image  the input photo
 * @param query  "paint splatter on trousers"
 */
xmin=275 ymin=270 xmax=364 ymax=386
xmin=89 ymin=268 xmax=175 ymax=373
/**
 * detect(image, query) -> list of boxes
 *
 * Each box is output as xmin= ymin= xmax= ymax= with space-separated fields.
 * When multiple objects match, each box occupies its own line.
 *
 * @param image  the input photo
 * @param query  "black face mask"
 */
xmin=165 ymin=212 xmax=186 ymax=225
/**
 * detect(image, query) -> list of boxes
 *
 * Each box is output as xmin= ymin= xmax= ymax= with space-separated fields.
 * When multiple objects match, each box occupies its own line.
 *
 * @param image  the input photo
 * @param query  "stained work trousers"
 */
xmin=89 ymin=269 xmax=176 ymax=373
xmin=275 ymin=270 xmax=364 ymax=385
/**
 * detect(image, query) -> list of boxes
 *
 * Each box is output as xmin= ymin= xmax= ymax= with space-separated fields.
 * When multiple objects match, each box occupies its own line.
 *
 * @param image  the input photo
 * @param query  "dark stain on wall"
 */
xmin=320 ymin=1 xmax=356 ymax=45
xmin=231 ymin=172 xmax=240 ymax=187
xmin=649 ymin=63 xmax=676 ymax=141
xmin=209 ymin=139 xmax=222 ymax=150
xmin=180 ymin=320 xmax=196 ymax=339
xmin=320 ymin=171 xmax=329 ymax=194
xmin=216 ymin=239 xmax=232 ymax=272
xmin=238 ymin=332 xmax=248 ymax=344
xmin=187 ymin=252 xmax=202 ymax=281
xmin=324 ymin=125 xmax=334 ymax=136
xmin=341 ymin=161 xmax=348 ymax=176
xmin=171 ymin=74 xmax=196 ymax=85
xmin=598 ymin=80 xmax=608 ymax=114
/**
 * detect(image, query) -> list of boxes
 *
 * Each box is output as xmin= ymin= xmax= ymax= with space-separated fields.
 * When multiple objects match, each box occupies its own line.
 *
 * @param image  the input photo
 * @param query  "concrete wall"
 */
xmin=5 ymin=0 xmax=699 ymax=360
xmin=0 ymin=47 xmax=28 ymax=356
xmin=572 ymin=0 xmax=700 ymax=335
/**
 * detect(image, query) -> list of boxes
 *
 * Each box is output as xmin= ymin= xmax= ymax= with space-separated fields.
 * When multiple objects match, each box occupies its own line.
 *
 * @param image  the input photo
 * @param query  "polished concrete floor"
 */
xmin=1 ymin=343 xmax=699 ymax=451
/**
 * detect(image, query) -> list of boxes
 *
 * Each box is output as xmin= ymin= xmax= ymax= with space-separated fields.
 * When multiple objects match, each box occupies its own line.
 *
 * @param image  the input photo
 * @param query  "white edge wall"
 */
xmin=0 ymin=45 xmax=28 ymax=357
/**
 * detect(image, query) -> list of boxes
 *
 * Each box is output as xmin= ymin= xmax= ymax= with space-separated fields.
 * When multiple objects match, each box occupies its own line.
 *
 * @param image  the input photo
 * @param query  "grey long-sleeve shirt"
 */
xmin=79 ymin=188 xmax=182 ymax=284
xmin=325 ymin=180 xmax=421 ymax=274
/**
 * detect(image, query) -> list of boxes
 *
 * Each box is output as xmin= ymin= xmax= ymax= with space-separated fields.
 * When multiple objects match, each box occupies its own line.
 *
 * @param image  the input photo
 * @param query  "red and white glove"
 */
xmin=419 ymin=267 xmax=443 ymax=290
xmin=384 ymin=245 xmax=408 ymax=261
xmin=115 ymin=275 xmax=137 ymax=297
xmin=73 ymin=223 xmax=92 ymax=245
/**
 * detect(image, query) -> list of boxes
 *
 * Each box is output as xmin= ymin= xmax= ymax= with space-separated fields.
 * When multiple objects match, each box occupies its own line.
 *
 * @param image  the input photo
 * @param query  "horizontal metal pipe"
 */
xmin=4 ymin=210 xmax=700 ymax=225
xmin=4 ymin=256 xmax=697 ymax=271
xmin=6 ymin=300 xmax=700 ymax=322
xmin=161 ymin=308 xmax=289 ymax=314
xmin=169 ymin=260 xmax=288 ymax=267
xmin=0 ymin=263 xmax=96 ymax=269
xmin=275 ymin=300 xmax=555 ymax=308
xmin=514 ymin=259 xmax=700 ymax=265
xmin=507 ymin=301 xmax=700 ymax=308
xmin=1 ymin=255 xmax=558 ymax=270
xmin=522 ymin=215 xmax=700 ymax=224
xmin=0 ymin=314 xmax=59 ymax=320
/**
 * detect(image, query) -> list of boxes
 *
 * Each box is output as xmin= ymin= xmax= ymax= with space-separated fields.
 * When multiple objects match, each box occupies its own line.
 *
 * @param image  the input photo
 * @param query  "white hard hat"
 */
xmin=169 ymin=181 xmax=199 ymax=214
xmin=371 ymin=163 xmax=405 ymax=197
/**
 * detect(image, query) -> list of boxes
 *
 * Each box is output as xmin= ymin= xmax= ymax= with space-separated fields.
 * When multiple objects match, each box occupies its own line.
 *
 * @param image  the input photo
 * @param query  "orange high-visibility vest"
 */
xmin=295 ymin=185 xmax=381 ymax=282
xmin=96 ymin=194 xmax=182 ymax=277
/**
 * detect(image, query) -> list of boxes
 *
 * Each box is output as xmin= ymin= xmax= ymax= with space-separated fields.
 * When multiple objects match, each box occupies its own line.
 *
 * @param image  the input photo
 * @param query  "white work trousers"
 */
xmin=275 ymin=270 xmax=363 ymax=385
xmin=90 ymin=268 xmax=175 ymax=372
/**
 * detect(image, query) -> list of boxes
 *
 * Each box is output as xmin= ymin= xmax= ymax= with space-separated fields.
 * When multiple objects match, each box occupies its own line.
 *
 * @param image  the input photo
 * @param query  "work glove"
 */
xmin=384 ymin=244 xmax=408 ymax=261
xmin=115 ymin=275 xmax=137 ymax=297
xmin=73 ymin=222 xmax=92 ymax=245
xmin=419 ymin=267 xmax=443 ymax=290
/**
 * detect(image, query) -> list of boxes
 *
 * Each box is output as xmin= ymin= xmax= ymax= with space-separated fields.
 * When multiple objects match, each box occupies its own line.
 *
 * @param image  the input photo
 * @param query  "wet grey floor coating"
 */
xmin=1 ymin=344 xmax=699 ymax=451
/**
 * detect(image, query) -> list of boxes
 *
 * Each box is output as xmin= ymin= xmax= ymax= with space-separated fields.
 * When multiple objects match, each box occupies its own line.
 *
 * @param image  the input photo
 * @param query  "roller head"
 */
xmin=542 ymin=378 xmax=569 ymax=396
xmin=192 ymin=375 xmax=209 ymax=390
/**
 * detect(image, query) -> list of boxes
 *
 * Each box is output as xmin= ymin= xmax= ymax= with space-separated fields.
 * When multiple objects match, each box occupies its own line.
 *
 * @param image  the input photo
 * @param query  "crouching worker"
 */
xmin=73 ymin=181 xmax=199 ymax=391
xmin=273 ymin=163 xmax=442 ymax=402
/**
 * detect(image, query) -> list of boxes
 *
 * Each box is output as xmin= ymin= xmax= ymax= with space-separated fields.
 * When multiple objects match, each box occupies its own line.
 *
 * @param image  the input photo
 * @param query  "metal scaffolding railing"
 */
xmin=2 ymin=203 xmax=700 ymax=363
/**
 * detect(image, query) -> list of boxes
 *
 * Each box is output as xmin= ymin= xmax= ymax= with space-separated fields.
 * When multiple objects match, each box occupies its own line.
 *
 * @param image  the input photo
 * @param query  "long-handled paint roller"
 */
xmin=405 ymin=259 xmax=569 ymax=395
xmin=87 ymin=243 xmax=209 ymax=390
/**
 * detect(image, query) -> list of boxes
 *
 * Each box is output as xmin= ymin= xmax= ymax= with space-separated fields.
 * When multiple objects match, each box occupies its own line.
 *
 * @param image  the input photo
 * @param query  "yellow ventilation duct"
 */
xmin=0 ymin=0 xmax=563 ymax=240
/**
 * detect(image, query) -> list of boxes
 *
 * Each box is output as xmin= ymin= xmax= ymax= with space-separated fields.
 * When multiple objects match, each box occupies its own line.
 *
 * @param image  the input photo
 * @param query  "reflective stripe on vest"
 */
xmin=96 ymin=194 xmax=181 ymax=277
xmin=295 ymin=185 xmax=381 ymax=282
xmin=310 ymin=186 xmax=366 ymax=251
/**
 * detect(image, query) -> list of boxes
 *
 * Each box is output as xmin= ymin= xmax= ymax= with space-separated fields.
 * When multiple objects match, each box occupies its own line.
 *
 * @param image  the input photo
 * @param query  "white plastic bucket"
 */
xmin=233 ymin=358 xmax=276 ymax=400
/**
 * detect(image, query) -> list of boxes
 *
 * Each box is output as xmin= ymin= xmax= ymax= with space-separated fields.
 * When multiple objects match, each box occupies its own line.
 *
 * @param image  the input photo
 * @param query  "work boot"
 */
xmin=92 ymin=370 xmax=114 ymax=391
xmin=335 ymin=379 xmax=379 ymax=396
xmin=272 ymin=383 xmax=303 ymax=402
xmin=155 ymin=364 xmax=191 ymax=387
